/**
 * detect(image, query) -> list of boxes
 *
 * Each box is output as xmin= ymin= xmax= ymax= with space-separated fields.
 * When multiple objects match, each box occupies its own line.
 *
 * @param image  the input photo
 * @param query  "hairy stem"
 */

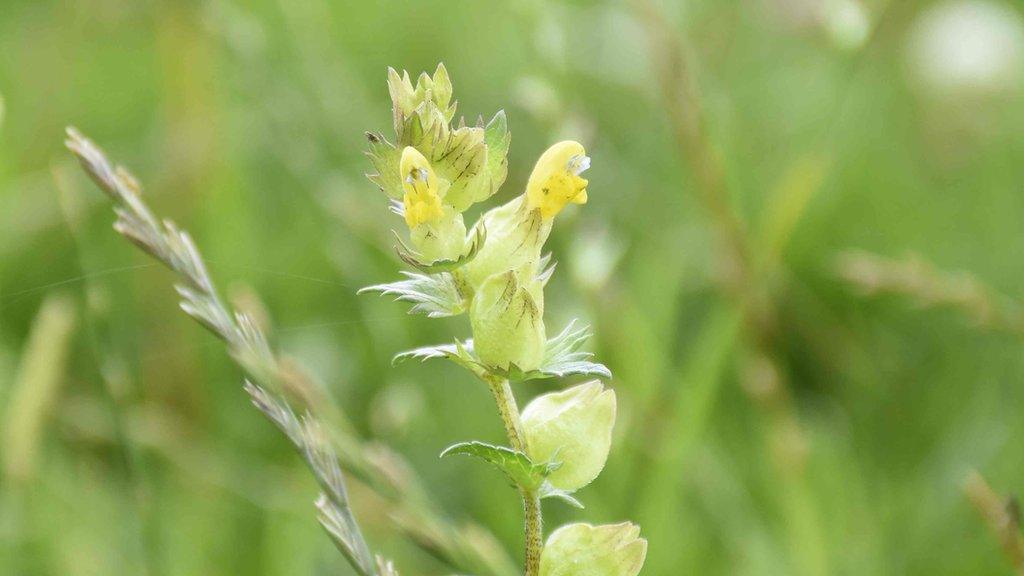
xmin=487 ymin=375 xmax=543 ymax=576
xmin=521 ymin=491 xmax=543 ymax=576
xmin=487 ymin=377 xmax=526 ymax=451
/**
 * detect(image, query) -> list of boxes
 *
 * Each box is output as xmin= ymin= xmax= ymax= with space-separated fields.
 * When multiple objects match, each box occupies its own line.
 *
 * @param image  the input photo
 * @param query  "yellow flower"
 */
xmin=400 ymin=146 xmax=444 ymax=229
xmin=526 ymin=141 xmax=590 ymax=219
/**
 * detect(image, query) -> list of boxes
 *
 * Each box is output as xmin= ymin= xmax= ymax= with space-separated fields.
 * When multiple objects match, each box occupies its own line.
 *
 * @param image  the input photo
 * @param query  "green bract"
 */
xmin=540 ymin=523 xmax=647 ymax=576
xmin=521 ymin=381 xmax=616 ymax=492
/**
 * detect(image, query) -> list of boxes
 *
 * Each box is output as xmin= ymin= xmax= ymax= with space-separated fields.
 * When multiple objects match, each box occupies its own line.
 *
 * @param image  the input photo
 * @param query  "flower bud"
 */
xmin=387 ymin=64 xmax=454 ymax=131
xmin=399 ymin=146 xmax=467 ymax=263
xmin=540 ymin=522 xmax=647 ymax=576
xmin=526 ymin=141 xmax=590 ymax=219
xmin=521 ymin=381 xmax=615 ymax=492
xmin=469 ymin=267 xmax=546 ymax=371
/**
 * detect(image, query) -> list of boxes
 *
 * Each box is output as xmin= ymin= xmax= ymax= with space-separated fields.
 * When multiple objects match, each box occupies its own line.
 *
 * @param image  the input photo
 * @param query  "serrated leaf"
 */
xmin=537 ymin=320 xmax=611 ymax=379
xmin=395 ymin=321 xmax=610 ymax=383
xmin=492 ymin=320 xmax=612 ymax=381
xmin=440 ymin=441 xmax=549 ymax=492
xmin=392 ymin=339 xmax=486 ymax=378
xmin=358 ymin=272 xmax=466 ymax=317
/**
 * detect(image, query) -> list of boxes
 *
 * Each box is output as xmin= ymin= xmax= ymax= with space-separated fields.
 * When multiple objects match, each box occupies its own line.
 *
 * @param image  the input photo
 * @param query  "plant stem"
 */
xmin=486 ymin=375 xmax=543 ymax=576
xmin=522 ymin=490 xmax=543 ymax=576
xmin=487 ymin=376 xmax=526 ymax=451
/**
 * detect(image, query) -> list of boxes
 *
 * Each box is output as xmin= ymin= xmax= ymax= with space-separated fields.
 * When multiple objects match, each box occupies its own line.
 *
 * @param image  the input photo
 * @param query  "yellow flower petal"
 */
xmin=526 ymin=141 xmax=590 ymax=219
xmin=400 ymin=147 xmax=444 ymax=228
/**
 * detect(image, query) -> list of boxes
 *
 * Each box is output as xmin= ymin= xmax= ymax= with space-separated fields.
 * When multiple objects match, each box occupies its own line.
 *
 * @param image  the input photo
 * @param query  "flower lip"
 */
xmin=526 ymin=140 xmax=591 ymax=219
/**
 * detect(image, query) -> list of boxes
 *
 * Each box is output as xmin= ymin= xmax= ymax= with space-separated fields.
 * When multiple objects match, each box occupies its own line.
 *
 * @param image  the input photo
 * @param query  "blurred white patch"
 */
xmin=370 ymin=381 xmax=425 ymax=440
xmin=202 ymin=1 xmax=268 ymax=59
xmin=759 ymin=0 xmax=824 ymax=30
xmin=907 ymin=1 xmax=1024 ymax=95
xmin=823 ymin=0 xmax=871 ymax=51
xmin=759 ymin=0 xmax=871 ymax=51
xmin=570 ymin=226 xmax=625 ymax=292
xmin=535 ymin=11 xmax=568 ymax=71
xmin=529 ymin=2 xmax=649 ymax=90
xmin=514 ymin=76 xmax=561 ymax=123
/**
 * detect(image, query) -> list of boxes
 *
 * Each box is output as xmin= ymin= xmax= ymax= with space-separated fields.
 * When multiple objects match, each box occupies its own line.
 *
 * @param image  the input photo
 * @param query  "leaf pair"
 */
xmin=392 ymin=320 xmax=611 ymax=382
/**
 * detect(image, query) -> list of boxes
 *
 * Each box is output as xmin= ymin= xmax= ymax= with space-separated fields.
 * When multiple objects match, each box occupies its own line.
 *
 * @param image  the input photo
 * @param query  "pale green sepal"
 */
xmin=400 ymin=101 xmax=451 ymax=150
xmin=497 ymin=320 xmax=611 ymax=382
xmin=406 ymin=206 xmax=466 ymax=264
xmin=521 ymin=380 xmax=616 ymax=492
xmin=395 ymin=221 xmax=486 ymax=273
xmin=461 ymin=198 xmax=551 ymax=291
xmin=429 ymin=124 xmax=488 ymax=212
xmin=540 ymin=522 xmax=648 ymax=576
xmin=469 ymin=267 xmax=546 ymax=372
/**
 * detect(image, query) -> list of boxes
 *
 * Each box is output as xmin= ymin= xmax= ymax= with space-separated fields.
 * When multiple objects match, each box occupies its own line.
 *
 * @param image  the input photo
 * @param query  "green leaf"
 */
xmin=358 ymin=272 xmax=466 ymax=318
xmin=394 ymin=321 xmax=610 ymax=382
xmin=440 ymin=441 xmax=549 ymax=492
xmin=392 ymin=339 xmax=486 ymax=379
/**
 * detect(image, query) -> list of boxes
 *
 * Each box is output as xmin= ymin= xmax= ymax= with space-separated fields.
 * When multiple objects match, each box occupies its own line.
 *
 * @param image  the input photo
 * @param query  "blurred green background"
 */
xmin=3 ymin=0 xmax=1024 ymax=574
